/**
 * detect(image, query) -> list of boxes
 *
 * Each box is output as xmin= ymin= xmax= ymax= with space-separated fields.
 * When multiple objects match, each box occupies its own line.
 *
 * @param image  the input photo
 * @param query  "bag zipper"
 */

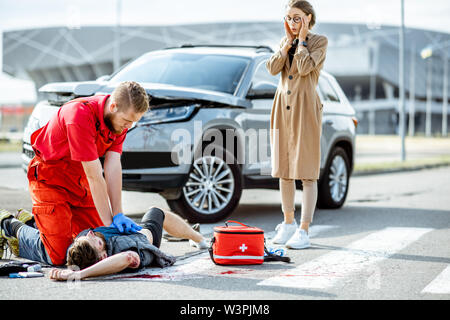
xmin=214 ymin=230 xmax=264 ymax=235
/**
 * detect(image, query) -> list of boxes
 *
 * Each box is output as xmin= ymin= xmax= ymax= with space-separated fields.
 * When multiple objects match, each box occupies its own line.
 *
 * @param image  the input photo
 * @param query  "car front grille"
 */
xmin=22 ymin=143 xmax=35 ymax=159
xmin=22 ymin=145 xmax=178 ymax=170
xmin=121 ymin=151 xmax=178 ymax=170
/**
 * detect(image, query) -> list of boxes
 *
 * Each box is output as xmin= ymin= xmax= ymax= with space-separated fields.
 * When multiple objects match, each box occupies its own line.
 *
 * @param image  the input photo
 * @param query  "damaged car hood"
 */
xmin=39 ymin=81 xmax=251 ymax=108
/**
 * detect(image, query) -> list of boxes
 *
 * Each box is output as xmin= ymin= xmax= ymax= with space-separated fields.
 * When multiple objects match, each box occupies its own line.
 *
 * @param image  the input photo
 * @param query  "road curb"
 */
xmin=2 ymin=157 xmax=450 ymax=178
xmin=0 ymin=164 xmax=21 ymax=169
xmin=353 ymin=161 xmax=450 ymax=176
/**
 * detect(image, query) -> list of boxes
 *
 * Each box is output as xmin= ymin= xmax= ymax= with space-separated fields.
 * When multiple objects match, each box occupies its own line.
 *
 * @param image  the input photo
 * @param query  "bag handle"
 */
xmin=208 ymin=237 xmax=220 ymax=265
xmin=224 ymin=220 xmax=251 ymax=228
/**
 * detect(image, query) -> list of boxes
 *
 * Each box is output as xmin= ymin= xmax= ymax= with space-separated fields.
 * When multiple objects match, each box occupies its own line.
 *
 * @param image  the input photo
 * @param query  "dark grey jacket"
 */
xmin=72 ymin=228 xmax=176 ymax=270
xmin=106 ymin=232 xmax=176 ymax=269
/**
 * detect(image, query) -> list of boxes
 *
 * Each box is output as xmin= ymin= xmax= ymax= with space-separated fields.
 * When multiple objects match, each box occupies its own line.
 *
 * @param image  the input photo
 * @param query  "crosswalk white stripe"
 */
xmin=266 ymin=224 xmax=338 ymax=240
xmin=96 ymin=224 xmax=337 ymax=281
xmin=98 ymin=225 xmax=338 ymax=281
xmin=98 ymin=253 xmax=212 ymax=281
xmin=258 ymin=227 xmax=433 ymax=289
xmin=200 ymin=224 xmax=337 ymax=239
xmin=421 ymin=265 xmax=450 ymax=294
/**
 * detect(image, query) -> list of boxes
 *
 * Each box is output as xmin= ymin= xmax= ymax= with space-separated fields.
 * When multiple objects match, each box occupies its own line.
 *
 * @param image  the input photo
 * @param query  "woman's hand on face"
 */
xmin=298 ymin=15 xmax=310 ymax=41
xmin=282 ymin=21 xmax=294 ymax=55
xmin=284 ymin=20 xmax=295 ymax=43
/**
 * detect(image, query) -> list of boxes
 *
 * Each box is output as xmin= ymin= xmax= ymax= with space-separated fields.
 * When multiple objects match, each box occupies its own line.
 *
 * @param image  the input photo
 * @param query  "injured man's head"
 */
xmin=67 ymin=230 xmax=108 ymax=270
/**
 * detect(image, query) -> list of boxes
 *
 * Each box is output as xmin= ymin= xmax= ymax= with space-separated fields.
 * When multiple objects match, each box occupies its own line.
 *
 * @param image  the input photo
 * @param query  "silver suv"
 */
xmin=22 ymin=44 xmax=357 ymax=223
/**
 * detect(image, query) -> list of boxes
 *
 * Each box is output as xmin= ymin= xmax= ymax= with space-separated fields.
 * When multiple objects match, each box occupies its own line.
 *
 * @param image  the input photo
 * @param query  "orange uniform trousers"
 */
xmin=27 ymin=156 xmax=104 ymax=265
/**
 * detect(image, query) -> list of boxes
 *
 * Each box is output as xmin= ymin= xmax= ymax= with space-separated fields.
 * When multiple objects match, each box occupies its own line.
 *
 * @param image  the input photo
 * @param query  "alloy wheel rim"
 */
xmin=328 ymin=155 xmax=348 ymax=203
xmin=183 ymin=156 xmax=235 ymax=215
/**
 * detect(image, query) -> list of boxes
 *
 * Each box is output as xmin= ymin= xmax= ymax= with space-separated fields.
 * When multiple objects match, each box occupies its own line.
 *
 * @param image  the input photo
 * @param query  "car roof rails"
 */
xmin=173 ymin=44 xmax=274 ymax=53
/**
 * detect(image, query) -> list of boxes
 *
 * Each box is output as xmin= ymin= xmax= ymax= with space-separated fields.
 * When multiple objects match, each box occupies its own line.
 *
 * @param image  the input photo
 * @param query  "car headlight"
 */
xmin=26 ymin=115 xmax=41 ymax=133
xmin=137 ymin=104 xmax=196 ymax=126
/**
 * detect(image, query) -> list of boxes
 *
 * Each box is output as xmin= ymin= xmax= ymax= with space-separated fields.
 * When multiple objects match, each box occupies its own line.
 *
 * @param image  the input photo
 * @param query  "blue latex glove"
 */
xmin=110 ymin=213 xmax=142 ymax=234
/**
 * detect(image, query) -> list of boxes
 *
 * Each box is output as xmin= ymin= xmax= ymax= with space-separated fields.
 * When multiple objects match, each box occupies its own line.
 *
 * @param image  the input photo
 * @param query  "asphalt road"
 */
xmin=0 ymin=165 xmax=449 ymax=301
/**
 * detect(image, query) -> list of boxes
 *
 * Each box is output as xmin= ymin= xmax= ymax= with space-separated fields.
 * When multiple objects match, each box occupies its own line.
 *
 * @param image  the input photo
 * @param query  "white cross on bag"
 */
xmin=239 ymin=244 xmax=248 ymax=252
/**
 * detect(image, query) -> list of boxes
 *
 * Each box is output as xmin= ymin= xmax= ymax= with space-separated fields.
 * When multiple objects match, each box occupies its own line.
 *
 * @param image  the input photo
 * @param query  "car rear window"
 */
xmin=110 ymin=52 xmax=250 ymax=94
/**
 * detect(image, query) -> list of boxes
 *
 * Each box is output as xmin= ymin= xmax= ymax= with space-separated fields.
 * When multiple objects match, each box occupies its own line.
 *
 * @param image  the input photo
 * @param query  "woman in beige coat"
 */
xmin=266 ymin=0 xmax=327 ymax=249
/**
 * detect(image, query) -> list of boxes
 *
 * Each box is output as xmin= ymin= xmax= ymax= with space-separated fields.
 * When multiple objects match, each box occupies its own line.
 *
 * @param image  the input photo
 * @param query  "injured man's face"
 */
xmin=79 ymin=230 xmax=108 ymax=261
xmin=67 ymin=230 xmax=108 ymax=270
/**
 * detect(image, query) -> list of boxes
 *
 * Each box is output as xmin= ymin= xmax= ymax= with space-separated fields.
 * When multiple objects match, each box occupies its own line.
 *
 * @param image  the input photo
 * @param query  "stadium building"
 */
xmin=2 ymin=22 xmax=450 ymax=135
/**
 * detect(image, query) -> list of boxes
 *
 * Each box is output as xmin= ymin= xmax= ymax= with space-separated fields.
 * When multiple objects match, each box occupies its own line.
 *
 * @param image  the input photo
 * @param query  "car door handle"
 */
xmin=325 ymin=120 xmax=333 ymax=126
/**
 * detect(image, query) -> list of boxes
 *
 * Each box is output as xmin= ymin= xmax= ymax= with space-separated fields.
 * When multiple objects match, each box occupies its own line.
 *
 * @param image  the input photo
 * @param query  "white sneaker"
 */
xmin=286 ymin=228 xmax=310 ymax=249
xmin=271 ymin=221 xmax=298 ymax=245
xmin=189 ymin=239 xmax=209 ymax=250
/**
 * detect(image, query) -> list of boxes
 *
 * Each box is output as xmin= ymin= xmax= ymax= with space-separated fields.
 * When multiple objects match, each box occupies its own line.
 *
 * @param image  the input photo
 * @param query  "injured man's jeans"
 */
xmin=17 ymin=224 xmax=53 ymax=265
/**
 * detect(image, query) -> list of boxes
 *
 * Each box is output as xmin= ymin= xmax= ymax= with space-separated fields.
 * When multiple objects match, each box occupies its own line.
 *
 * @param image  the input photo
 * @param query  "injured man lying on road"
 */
xmin=0 ymin=207 xmax=208 ymax=280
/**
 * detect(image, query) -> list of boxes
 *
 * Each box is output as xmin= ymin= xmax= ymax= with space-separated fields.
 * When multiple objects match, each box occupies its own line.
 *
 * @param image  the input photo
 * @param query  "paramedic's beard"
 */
xmin=104 ymin=113 xmax=124 ymax=135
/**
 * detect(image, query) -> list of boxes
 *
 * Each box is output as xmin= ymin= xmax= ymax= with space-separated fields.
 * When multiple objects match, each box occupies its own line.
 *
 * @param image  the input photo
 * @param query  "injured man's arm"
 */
xmin=49 ymin=250 xmax=140 ymax=281
xmin=48 ymin=206 xmax=207 ymax=281
xmin=49 ymin=230 xmax=141 ymax=281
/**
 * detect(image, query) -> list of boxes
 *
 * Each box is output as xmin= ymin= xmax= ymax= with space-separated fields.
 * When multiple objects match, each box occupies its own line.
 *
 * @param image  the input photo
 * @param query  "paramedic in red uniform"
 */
xmin=27 ymin=81 xmax=150 ymax=265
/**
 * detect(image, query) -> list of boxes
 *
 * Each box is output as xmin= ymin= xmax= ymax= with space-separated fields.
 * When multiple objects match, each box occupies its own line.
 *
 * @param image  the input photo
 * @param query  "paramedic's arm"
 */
xmin=103 ymin=151 xmax=123 ymax=217
xmin=49 ymin=251 xmax=140 ymax=280
xmin=81 ymin=159 xmax=113 ymax=226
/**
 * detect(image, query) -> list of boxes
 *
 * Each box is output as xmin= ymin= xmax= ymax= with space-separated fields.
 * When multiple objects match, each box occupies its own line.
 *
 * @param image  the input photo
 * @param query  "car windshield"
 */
xmin=109 ymin=52 xmax=250 ymax=94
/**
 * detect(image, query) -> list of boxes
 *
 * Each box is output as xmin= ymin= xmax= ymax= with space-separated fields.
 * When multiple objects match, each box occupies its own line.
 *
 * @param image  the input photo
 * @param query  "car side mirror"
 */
xmin=246 ymin=81 xmax=277 ymax=99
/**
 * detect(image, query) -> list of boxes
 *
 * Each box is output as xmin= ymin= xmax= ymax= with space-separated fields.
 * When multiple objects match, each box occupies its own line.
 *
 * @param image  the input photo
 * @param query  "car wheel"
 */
xmin=167 ymin=146 xmax=242 ymax=223
xmin=317 ymin=146 xmax=350 ymax=209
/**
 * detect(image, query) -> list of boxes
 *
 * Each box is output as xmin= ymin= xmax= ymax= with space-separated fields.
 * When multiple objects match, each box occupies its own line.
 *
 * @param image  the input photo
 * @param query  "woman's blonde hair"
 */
xmin=287 ymin=0 xmax=316 ymax=29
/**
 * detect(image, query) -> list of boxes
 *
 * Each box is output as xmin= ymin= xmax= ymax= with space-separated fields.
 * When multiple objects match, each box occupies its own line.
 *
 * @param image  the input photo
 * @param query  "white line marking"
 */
xmin=93 ymin=225 xmax=337 ymax=281
xmin=308 ymin=225 xmax=338 ymax=238
xmin=203 ymin=224 xmax=337 ymax=239
xmin=99 ymin=252 xmax=212 ymax=281
xmin=266 ymin=224 xmax=337 ymax=240
xmin=422 ymin=265 xmax=450 ymax=294
xmin=258 ymin=227 xmax=433 ymax=289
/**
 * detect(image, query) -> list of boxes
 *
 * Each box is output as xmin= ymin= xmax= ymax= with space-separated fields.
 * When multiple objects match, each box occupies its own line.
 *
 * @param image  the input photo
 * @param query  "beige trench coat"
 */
xmin=266 ymin=32 xmax=328 ymax=180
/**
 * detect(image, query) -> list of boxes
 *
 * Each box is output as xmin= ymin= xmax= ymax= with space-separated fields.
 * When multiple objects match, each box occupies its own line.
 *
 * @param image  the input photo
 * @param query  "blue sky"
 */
xmin=0 ymin=0 xmax=449 ymax=32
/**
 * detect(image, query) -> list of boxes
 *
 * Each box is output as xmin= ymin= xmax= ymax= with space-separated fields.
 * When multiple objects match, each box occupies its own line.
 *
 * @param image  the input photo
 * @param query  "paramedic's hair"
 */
xmin=112 ymin=81 xmax=150 ymax=114
xmin=287 ymin=0 xmax=316 ymax=29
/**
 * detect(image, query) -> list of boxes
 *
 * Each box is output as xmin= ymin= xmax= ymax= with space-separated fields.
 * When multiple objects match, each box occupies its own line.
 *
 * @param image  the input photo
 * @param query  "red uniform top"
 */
xmin=31 ymin=94 xmax=127 ymax=162
xmin=28 ymin=94 xmax=126 ymax=266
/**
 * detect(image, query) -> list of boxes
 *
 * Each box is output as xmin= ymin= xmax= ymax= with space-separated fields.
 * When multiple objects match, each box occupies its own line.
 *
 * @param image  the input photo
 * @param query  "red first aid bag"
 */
xmin=209 ymin=220 xmax=265 ymax=265
xmin=208 ymin=220 xmax=290 ymax=265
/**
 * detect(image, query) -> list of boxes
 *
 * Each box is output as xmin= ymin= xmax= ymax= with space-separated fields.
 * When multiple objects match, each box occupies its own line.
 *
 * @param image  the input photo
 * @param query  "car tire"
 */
xmin=167 ymin=145 xmax=243 ymax=223
xmin=317 ymin=146 xmax=350 ymax=209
